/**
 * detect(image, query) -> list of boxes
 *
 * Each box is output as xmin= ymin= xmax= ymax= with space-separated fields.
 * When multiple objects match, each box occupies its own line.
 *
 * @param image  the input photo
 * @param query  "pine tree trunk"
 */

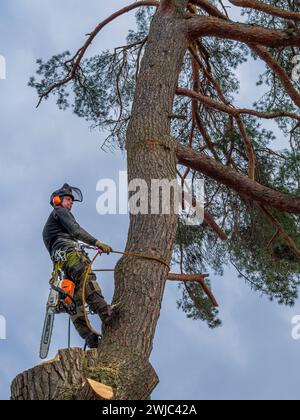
xmin=11 ymin=1 xmax=189 ymax=400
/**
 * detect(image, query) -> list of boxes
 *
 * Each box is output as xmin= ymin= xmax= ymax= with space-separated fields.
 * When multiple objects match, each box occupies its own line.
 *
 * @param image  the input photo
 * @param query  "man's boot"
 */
xmin=72 ymin=316 xmax=100 ymax=349
xmin=99 ymin=302 xmax=121 ymax=325
xmin=85 ymin=332 xmax=100 ymax=349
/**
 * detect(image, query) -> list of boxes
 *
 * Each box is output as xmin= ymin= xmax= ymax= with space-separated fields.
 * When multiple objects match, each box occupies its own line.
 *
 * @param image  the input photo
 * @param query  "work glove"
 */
xmin=95 ymin=240 xmax=113 ymax=254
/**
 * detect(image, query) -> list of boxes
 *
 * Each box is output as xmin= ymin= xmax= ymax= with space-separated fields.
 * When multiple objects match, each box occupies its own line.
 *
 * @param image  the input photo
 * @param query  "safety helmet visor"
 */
xmin=50 ymin=183 xmax=83 ymax=206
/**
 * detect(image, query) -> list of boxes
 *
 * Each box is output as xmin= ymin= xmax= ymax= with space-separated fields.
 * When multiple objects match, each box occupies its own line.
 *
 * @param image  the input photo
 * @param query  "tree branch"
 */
xmin=37 ymin=0 xmax=159 ymax=107
xmin=188 ymin=45 xmax=221 ymax=160
xmin=93 ymin=265 xmax=219 ymax=306
xmin=176 ymin=142 xmax=300 ymax=214
xmin=259 ymin=205 xmax=300 ymax=260
xmin=176 ymin=87 xmax=300 ymax=122
xmin=189 ymin=0 xmax=228 ymax=20
xmin=247 ymin=43 xmax=300 ymax=109
xmin=229 ymin=0 xmax=300 ymax=22
xmin=195 ymin=111 xmax=221 ymax=160
xmin=190 ymin=44 xmax=257 ymax=179
xmin=235 ymin=114 xmax=256 ymax=180
xmin=204 ymin=210 xmax=228 ymax=241
xmin=186 ymin=15 xmax=300 ymax=48
xmin=167 ymin=273 xmax=219 ymax=307
xmin=190 ymin=0 xmax=300 ymax=110
xmin=178 ymin=152 xmax=228 ymax=240
xmin=189 ymin=43 xmax=229 ymax=104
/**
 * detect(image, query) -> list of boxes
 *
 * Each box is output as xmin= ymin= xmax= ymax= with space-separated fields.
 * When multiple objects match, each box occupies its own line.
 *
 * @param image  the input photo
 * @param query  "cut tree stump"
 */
xmin=10 ymin=347 xmax=158 ymax=400
xmin=11 ymin=348 xmax=104 ymax=400
xmin=78 ymin=378 xmax=113 ymax=400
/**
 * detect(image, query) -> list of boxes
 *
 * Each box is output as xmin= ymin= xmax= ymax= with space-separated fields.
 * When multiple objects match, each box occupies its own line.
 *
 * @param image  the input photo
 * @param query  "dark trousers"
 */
xmin=62 ymin=250 xmax=108 ymax=339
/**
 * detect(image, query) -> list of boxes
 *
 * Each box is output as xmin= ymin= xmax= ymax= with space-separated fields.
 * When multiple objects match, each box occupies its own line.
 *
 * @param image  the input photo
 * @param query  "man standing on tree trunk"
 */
xmin=42 ymin=183 xmax=116 ymax=349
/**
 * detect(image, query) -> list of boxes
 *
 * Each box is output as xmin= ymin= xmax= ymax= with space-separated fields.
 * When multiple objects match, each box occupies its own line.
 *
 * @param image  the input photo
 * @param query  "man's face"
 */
xmin=61 ymin=196 xmax=74 ymax=211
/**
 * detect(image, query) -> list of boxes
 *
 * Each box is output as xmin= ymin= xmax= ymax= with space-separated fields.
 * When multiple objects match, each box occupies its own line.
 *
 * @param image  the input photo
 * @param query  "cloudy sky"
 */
xmin=0 ymin=0 xmax=300 ymax=401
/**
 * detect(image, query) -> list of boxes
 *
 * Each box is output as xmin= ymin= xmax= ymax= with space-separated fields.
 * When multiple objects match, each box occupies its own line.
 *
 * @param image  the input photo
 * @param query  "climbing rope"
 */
xmin=112 ymin=250 xmax=170 ymax=270
xmin=81 ymin=249 xmax=170 ymax=336
xmin=82 ymin=250 xmax=102 ymax=336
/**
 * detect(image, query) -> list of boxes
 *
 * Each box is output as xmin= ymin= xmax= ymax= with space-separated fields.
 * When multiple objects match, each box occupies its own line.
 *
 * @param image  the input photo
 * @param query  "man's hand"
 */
xmin=95 ymin=240 xmax=113 ymax=254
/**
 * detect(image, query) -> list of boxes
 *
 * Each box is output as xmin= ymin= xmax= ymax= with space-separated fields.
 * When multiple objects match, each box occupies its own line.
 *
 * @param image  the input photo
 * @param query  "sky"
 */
xmin=0 ymin=0 xmax=300 ymax=401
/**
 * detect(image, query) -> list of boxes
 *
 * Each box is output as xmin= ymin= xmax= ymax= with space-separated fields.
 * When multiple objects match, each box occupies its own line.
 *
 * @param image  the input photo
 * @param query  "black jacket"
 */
xmin=43 ymin=207 xmax=97 ymax=256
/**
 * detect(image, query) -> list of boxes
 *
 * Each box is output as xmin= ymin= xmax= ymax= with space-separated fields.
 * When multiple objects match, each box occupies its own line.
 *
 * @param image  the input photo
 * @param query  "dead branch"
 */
xmin=167 ymin=273 xmax=219 ymax=307
xmin=190 ymin=43 xmax=257 ymax=179
xmin=114 ymin=38 xmax=148 ymax=55
xmin=136 ymin=37 xmax=148 ymax=81
xmin=93 ymin=265 xmax=218 ymax=307
xmin=37 ymin=1 xmax=159 ymax=107
xmin=176 ymin=87 xmax=300 ymax=122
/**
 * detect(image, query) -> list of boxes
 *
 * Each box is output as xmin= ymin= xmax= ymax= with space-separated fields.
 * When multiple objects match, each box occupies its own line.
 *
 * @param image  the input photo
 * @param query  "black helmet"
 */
xmin=50 ymin=183 xmax=83 ymax=207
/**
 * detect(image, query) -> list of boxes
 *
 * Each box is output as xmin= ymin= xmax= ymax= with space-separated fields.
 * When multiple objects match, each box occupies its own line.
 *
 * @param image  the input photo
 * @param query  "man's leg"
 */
xmin=70 ymin=306 xmax=91 ymax=340
xmin=85 ymin=271 xmax=114 ymax=323
xmin=64 ymin=251 xmax=114 ymax=340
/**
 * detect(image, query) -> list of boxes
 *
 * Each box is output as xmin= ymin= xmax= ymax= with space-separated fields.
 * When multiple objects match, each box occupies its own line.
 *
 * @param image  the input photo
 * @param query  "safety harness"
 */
xmin=50 ymin=246 xmax=170 ymax=337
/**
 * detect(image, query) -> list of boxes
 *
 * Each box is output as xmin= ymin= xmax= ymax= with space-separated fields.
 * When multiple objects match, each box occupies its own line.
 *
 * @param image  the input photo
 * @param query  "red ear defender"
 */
xmin=52 ymin=196 xmax=62 ymax=206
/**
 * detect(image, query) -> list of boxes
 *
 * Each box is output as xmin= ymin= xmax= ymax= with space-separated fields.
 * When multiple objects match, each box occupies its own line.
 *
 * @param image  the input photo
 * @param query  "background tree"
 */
xmin=11 ymin=0 xmax=300 ymax=400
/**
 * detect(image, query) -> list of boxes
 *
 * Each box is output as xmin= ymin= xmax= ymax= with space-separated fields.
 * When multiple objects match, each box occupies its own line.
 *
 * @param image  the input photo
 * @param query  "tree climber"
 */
xmin=43 ymin=183 xmax=116 ymax=349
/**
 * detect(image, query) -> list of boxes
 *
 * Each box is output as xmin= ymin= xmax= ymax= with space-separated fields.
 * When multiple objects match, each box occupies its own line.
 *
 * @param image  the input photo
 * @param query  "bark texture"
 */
xmin=95 ymin=0 xmax=189 ymax=399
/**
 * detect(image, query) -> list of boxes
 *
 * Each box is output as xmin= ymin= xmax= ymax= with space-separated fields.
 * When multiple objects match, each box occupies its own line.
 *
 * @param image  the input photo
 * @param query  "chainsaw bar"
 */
xmin=39 ymin=274 xmax=61 ymax=359
xmin=39 ymin=308 xmax=56 ymax=360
